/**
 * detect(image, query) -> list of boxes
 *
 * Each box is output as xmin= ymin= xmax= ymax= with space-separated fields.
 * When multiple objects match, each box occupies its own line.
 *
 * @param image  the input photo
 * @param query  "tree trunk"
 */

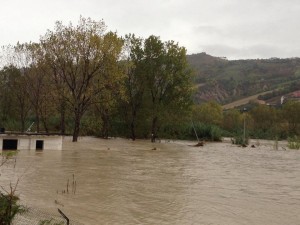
xmin=101 ymin=119 xmax=109 ymax=139
xmin=130 ymin=109 xmax=137 ymax=141
xmin=36 ymin=114 xmax=40 ymax=133
xmin=20 ymin=110 xmax=25 ymax=133
xmin=100 ymin=111 xmax=110 ymax=139
xmin=151 ymin=116 xmax=158 ymax=142
xmin=60 ymin=103 xmax=66 ymax=135
xmin=21 ymin=120 xmax=25 ymax=133
xmin=130 ymin=122 xmax=136 ymax=141
xmin=42 ymin=117 xmax=49 ymax=133
xmin=19 ymin=101 xmax=25 ymax=132
xmin=72 ymin=111 xmax=82 ymax=142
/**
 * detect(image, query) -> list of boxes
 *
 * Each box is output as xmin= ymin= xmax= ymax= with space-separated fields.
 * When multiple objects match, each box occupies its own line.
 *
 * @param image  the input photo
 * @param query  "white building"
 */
xmin=0 ymin=133 xmax=63 ymax=151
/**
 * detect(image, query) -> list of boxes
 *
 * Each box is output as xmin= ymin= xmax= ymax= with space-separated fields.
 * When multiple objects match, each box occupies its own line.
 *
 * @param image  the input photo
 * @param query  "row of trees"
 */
xmin=0 ymin=17 xmax=194 ymax=142
xmin=1 ymin=17 xmax=299 ymax=142
xmin=196 ymin=101 xmax=300 ymax=139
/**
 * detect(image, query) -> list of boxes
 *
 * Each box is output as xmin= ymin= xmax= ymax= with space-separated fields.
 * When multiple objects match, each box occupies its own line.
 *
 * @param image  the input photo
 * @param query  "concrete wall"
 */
xmin=0 ymin=134 xmax=63 ymax=150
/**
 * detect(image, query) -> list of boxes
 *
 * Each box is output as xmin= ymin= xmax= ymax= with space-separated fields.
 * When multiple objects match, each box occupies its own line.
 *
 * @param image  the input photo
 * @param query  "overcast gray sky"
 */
xmin=1 ymin=0 xmax=300 ymax=59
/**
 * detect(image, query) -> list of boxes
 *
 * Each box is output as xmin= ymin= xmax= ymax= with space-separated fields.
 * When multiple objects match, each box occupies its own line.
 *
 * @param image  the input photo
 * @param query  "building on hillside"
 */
xmin=281 ymin=91 xmax=300 ymax=104
xmin=291 ymin=90 xmax=300 ymax=99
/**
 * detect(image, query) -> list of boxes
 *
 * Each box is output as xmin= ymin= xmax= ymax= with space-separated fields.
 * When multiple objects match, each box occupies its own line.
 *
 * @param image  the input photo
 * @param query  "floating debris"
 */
xmin=189 ymin=141 xmax=205 ymax=147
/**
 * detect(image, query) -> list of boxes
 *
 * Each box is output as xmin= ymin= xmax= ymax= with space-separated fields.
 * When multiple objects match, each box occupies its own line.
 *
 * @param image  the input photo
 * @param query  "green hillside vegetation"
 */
xmin=187 ymin=53 xmax=300 ymax=105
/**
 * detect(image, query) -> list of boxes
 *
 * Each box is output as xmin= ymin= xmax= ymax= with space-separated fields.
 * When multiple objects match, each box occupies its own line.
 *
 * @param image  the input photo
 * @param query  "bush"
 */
xmin=80 ymin=116 xmax=103 ymax=136
xmin=0 ymin=151 xmax=26 ymax=225
xmin=247 ymin=127 xmax=288 ymax=140
xmin=191 ymin=123 xmax=223 ymax=142
xmin=231 ymin=132 xmax=249 ymax=146
xmin=210 ymin=125 xmax=223 ymax=142
xmin=158 ymin=122 xmax=223 ymax=141
xmin=288 ymin=136 xmax=300 ymax=150
xmin=0 ymin=193 xmax=26 ymax=225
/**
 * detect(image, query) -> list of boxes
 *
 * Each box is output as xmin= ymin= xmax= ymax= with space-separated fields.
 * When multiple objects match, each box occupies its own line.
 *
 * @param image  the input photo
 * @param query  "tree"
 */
xmin=41 ymin=17 xmax=124 ymax=141
xmin=193 ymin=101 xmax=223 ymax=126
xmin=121 ymin=34 xmax=146 ymax=140
xmin=92 ymin=61 xmax=124 ymax=138
xmin=222 ymin=109 xmax=243 ymax=132
xmin=250 ymin=104 xmax=278 ymax=133
xmin=0 ymin=43 xmax=40 ymax=132
xmin=142 ymin=36 xmax=193 ymax=142
xmin=282 ymin=100 xmax=300 ymax=135
xmin=0 ymin=65 xmax=30 ymax=132
xmin=17 ymin=43 xmax=55 ymax=133
xmin=1 ymin=43 xmax=52 ymax=133
xmin=0 ymin=66 xmax=18 ymax=126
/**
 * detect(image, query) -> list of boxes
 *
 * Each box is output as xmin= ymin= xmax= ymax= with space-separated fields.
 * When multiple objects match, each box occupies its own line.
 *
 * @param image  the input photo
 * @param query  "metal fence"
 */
xmin=12 ymin=207 xmax=84 ymax=225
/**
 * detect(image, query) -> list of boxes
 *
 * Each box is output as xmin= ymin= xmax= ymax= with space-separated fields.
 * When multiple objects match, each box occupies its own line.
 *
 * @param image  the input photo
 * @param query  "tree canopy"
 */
xmin=1 ymin=17 xmax=299 ymax=142
xmin=0 ymin=17 xmax=194 ymax=142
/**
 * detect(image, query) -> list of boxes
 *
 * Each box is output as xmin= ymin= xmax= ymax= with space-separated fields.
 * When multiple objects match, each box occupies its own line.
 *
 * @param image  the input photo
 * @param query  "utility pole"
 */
xmin=191 ymin=120 xmax=199 ymax=142
xmin=243 ymin=107 xmax=247 ymax=144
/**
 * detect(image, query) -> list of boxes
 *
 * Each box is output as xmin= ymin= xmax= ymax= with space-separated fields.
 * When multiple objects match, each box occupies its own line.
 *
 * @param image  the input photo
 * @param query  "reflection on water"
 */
xmin=1 ymin=137 xmax=300 ymax=224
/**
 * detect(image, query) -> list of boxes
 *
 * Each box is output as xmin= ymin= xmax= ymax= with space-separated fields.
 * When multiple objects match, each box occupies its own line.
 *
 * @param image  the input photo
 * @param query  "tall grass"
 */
xmin=188 ymin=123 xmax=223 ymax=141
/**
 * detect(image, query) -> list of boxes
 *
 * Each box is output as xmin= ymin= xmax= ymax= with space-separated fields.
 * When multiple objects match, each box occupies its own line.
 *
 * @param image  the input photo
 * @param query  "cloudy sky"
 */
xmin=1 ymin=0 xmax=300 ymax=59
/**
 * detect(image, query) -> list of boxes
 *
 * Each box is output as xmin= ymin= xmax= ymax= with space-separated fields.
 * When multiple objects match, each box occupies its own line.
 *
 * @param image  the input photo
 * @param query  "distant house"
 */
xmin=292 ymin=90 xmax=300 ymax=98
xmin=282 ymin=90 xmax=300 ymax=104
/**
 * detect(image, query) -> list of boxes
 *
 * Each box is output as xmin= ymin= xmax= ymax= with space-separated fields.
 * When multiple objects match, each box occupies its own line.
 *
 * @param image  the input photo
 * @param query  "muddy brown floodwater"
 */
xmin=1 ymin=137 xmax=300 ymax=225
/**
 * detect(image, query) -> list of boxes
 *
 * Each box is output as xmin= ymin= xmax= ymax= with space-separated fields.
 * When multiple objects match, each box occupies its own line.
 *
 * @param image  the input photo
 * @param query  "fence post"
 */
xmin=58 ymin=208 xmax=69 ymax=225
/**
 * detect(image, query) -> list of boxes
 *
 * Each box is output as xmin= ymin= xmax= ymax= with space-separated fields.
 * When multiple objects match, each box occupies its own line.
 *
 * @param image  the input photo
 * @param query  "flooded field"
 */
xmin=1 ymin=137 xmax=300 ymax=225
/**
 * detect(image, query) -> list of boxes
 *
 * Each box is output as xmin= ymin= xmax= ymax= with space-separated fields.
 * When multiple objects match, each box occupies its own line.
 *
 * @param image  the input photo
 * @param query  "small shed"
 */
xmin=0 ymin=133 xmax=63 ymax=151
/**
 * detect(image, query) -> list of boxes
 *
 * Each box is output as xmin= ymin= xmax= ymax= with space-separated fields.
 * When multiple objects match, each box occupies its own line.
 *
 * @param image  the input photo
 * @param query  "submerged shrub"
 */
xmin=288 ymin=136 xmax=300 ymax=150
xmin=231 ymin=132 xmax=249 ymax=146
xmin=209 ymin=125 xmax=223 ymax=142
xmin=192 ymin=123 xmax=223 ymax=141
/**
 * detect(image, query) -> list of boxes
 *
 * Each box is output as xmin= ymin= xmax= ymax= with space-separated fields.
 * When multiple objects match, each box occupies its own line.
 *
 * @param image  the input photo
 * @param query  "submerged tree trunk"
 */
xmin=61 ymin=112 xmax=66 ymax=135
xmin=72 ymin=111 xmax=82 ymax=142
xmin=60 ymin=102 xmax=66 ymax=135
xmin=130 ymin=121 xmax=136 ymax=141
xmin=151 ymin=116 xmax=158 ymax=142
xmin=101 ymin=117 xmax=109 ymax=139
xmin=130 ymin=109 xmax=137 ymax=141
xmin=100 ymin=109 xmax=110 ymax=139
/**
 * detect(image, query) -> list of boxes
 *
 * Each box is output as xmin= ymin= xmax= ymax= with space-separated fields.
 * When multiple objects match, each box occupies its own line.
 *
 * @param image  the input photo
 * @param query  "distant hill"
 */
xmin=187 ymin=53 xmax=300 ymax=107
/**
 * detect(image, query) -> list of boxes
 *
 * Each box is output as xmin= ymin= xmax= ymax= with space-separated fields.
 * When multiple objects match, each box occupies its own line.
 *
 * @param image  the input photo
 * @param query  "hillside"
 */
xmin=187 ymin=53 xmax=300 ymax=106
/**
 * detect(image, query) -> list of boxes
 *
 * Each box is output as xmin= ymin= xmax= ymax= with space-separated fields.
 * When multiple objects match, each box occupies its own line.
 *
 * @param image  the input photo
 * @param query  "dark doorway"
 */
xmin=3 ymin=139 xmax=18 ymax=150
xmin=36 ymin=140 xmax=44 ymax=150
